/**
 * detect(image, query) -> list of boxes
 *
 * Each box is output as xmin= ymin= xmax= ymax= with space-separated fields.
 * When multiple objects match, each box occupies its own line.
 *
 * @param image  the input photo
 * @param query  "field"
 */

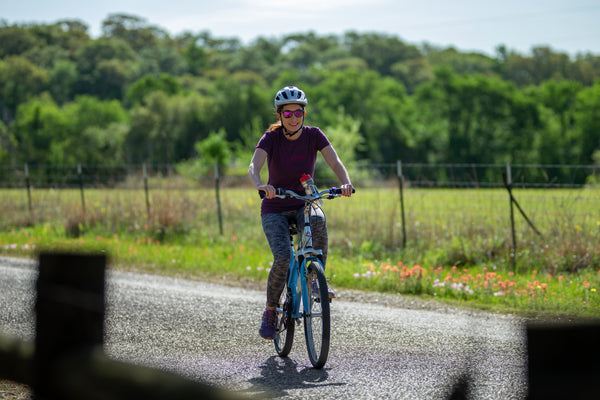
xmin=1 ymin=186 xmax=599 ymax=318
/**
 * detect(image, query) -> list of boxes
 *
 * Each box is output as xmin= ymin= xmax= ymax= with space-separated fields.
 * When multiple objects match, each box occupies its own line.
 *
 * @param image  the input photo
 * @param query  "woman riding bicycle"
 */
xmin=248 ymin=86 xmax=354 ymax=339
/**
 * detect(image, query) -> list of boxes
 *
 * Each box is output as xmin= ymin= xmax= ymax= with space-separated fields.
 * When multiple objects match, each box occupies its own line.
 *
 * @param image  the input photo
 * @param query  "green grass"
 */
xmin=1 ymin=186 xmax=599 ymax=318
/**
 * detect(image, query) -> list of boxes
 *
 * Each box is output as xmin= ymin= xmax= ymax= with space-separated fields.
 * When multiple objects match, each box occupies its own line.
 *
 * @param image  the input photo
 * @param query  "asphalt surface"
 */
xmin=0 ymin=256 xmax=528 ymax=399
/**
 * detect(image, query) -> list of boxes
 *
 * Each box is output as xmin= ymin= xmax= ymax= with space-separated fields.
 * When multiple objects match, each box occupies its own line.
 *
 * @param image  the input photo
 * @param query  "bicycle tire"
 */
xmin=274 ymin=282 xmax=295 ymax=357
xmin=303 ymin=260 xmax=330 ymax=369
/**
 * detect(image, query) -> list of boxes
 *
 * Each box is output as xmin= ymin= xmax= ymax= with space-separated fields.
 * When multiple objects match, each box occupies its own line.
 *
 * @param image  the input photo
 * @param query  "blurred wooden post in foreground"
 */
xmin=527 ymin=321 xmax=600 ymax=399
xmin=0 ymin=252 xmax=245 ymax=400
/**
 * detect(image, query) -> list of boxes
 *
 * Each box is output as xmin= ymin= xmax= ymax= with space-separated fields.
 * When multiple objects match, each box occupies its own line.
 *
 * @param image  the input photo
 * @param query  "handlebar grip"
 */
xmin=330 ymin=187 xmax=356 ymax=195
xmin=258 ymin=188 xmax=286 ymax=199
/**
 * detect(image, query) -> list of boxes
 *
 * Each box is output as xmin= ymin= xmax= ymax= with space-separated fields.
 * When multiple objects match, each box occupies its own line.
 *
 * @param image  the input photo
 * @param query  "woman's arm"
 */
xmin=248 ymin=148 xmax=276 ymax=198
xmin=320 ymin=145 xmax=354 ymax=196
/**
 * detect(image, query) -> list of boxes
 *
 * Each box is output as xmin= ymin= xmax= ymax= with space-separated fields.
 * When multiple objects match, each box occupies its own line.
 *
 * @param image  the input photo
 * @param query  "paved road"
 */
xmin=1 ymin=257 xmax=528 ymax=399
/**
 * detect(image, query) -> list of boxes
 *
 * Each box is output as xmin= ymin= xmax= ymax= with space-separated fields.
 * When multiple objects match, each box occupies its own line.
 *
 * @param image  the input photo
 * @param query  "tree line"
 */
xmin=1 ymin=14 xmax=599 ymax=182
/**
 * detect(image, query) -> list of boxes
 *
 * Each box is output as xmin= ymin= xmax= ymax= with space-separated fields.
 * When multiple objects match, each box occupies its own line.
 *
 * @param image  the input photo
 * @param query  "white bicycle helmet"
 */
xmin=274 ymin=86 xmax=308 ymax=109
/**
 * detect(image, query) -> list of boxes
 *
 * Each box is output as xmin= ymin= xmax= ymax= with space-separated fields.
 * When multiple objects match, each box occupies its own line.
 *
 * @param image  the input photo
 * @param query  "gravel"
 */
xmin=1 ymin=256 xmax=528 ymax=399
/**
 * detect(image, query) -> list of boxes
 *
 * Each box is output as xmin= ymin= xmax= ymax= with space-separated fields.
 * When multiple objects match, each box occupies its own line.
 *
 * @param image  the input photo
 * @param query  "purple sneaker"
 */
xmin=311 ymin=280 xmax=336 ymax=301
xmin=259 ymin=309 xmax=277 ymax=339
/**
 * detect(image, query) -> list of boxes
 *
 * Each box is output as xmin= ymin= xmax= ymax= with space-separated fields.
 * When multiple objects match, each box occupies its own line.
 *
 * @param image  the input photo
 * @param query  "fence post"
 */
xmin=143 ymin=163 xmax=150 ymax=220
xmin=24 ymin=163 xmax=32 ymax=216
xmin=397 ymin=160 xmax=407 ymax=248
xmin=78 ymin=164 xmax=86 ymax=214
xmin=506 ymin=163 xmax=517 ymax=270
xmin=214 ymin=162 xmax=223 ymax=235
xmin=35 ymin=252 xmax=106 ymax=398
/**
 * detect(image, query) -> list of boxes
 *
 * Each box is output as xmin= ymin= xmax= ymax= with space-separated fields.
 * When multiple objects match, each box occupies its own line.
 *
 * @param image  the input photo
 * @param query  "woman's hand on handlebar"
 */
xmin=340 ymin=183 xmax=354 ymax=197
xmin=258 ymin=184 xmax=276 ymax=199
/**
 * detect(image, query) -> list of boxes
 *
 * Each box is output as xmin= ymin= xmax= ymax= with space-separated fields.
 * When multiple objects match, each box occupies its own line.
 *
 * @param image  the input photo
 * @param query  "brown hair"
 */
xmin=268 ymin=120 xmax=282 ymax=132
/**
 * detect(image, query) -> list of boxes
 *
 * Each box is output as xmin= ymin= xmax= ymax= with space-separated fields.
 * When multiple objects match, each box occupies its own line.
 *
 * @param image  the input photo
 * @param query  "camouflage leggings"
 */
xmin=261 ymin=207 xmax=328 ymax=308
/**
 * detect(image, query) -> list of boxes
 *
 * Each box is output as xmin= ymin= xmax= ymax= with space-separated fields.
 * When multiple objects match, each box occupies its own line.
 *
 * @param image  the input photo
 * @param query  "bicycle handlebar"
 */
xmin=258 ymin=187 xmax=355 ymax=200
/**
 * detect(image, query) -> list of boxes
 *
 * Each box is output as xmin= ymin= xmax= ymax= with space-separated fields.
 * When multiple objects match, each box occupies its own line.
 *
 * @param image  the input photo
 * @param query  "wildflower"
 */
xmin=583 ymin=281 xmax=591 ymax=288
xmin=432 ymin=279 xmax=445 ymax=288
xmin=246 ymin=266 xmax=252 ymax=270
xmin=592 ymin=288 xmax=597 ymax=293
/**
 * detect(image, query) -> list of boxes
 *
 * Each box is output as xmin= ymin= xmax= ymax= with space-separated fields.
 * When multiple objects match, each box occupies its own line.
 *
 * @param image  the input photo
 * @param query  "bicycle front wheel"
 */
xmin=274 ymin=282 xmax=295 ymax=357
xmin=303 ymin=260 xmax=330 ymax=369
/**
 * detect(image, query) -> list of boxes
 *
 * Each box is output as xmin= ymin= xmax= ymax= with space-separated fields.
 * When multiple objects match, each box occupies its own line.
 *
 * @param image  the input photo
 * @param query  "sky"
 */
xmin=2 ymin=0 xmax=600 ymax=57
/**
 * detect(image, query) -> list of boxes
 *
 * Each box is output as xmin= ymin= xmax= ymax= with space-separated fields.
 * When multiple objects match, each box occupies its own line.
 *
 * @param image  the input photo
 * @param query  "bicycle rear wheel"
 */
xmin=274 ymin=282 xmax=295 ymax=357
xmin=303 ymin=260 xmax=330 ymax=369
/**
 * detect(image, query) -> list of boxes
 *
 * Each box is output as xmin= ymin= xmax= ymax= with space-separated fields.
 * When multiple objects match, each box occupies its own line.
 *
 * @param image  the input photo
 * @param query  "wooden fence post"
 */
xmin=78 ymin=164 xmax=86 ymax=214
xmin=24 ymin=163 xmax=32 ymax=216
xmin=143 ymin=163 xmax=151 ymax=220
xmin=34 ymin=252 xmax=106 ymax=399
xmin=214 ymin=162 xmax=223 ymax=235
xmin=506 ymin=163 xmax=517 ymax=270
xmin=397 ymin=160 xmax=407 ymax=248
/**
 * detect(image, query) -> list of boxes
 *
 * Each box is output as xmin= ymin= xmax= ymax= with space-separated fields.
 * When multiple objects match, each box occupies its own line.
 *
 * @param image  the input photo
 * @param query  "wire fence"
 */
xmin=1 ymin=162 xmax=598 ymax=272
xmin=0 ymin=162 xmax=598 ymax=189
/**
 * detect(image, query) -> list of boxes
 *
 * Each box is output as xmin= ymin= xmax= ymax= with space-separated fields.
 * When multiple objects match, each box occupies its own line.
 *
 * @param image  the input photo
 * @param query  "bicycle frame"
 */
xmin=286 ymin=219 xmax=322 ymax=322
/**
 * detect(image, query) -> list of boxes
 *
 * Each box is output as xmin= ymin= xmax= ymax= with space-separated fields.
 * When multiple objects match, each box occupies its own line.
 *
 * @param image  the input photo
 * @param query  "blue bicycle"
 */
xmin=262 ymin=186 xmax=353 ymax=369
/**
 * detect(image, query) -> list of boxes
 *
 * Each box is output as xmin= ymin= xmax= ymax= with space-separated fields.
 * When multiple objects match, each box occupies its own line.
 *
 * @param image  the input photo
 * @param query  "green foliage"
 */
xmin=126 ymin=74 xmax=182 ymax=106
xmin=176 ymin=128 xmax=232 ymax=180
xmin=0 ymin=55 xmax=49 ymax=121
xmin=13 ymin=94 xmax=70 ymax=164
xmin=1 ymin=17 xmax=600 ymax=178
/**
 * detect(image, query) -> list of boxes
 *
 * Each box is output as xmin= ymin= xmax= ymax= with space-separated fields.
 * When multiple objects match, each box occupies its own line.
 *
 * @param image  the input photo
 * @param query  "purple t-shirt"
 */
xmin=256 ymin=126 xmax=331 ymax=215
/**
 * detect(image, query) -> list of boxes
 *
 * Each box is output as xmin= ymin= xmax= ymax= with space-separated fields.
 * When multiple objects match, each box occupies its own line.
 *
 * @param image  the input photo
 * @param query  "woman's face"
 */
xmin=279 ymin=104 xmax=305 ymax=132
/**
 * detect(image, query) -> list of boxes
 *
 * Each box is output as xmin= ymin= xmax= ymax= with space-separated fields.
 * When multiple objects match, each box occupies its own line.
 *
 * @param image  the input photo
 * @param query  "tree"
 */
xmin=101 ymin=14 xmax=167 ymax=52
xmin=12 ymin=95 xmax=69 ymax=164
xmin=574 ymin=81 xmax=600 ymax=164
xmin=310 ymin=68 xmax=413 ymax=163
xmin=417 ymin=68 xmax=540 ymax=165
xmin=131 ymin=46 xmax=187 ymax=79
xmin=315 ymin=110 xmax=364 ymax=183
xmin=426 ymin=47 xmax=498 ymax=77
xmin=177 ymin=128 xmax=232 ymax=180
xmin=0 ymin=119 xmax=15 ymax=164
xmin=501 ymin=46 xmax=573 ymax=86
xmin=182 ymin=41 xmax=208 ymax=75
xmin=74 ymin=37 xmax=135 ymax=98
xmin=0 ymin=24 xmax=40 ymax=58
xmin=126 ymin=74 xmax=182 ymax=106
xmin=0 ymin=56 xmax=49 ymax=123
xmin=344 ymin=32 xmax=421 ymax=76
xmin=53 ymin=96 xmax=129 ymax=164
xmin=49 ymin=60 xmax=78 ymax=105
